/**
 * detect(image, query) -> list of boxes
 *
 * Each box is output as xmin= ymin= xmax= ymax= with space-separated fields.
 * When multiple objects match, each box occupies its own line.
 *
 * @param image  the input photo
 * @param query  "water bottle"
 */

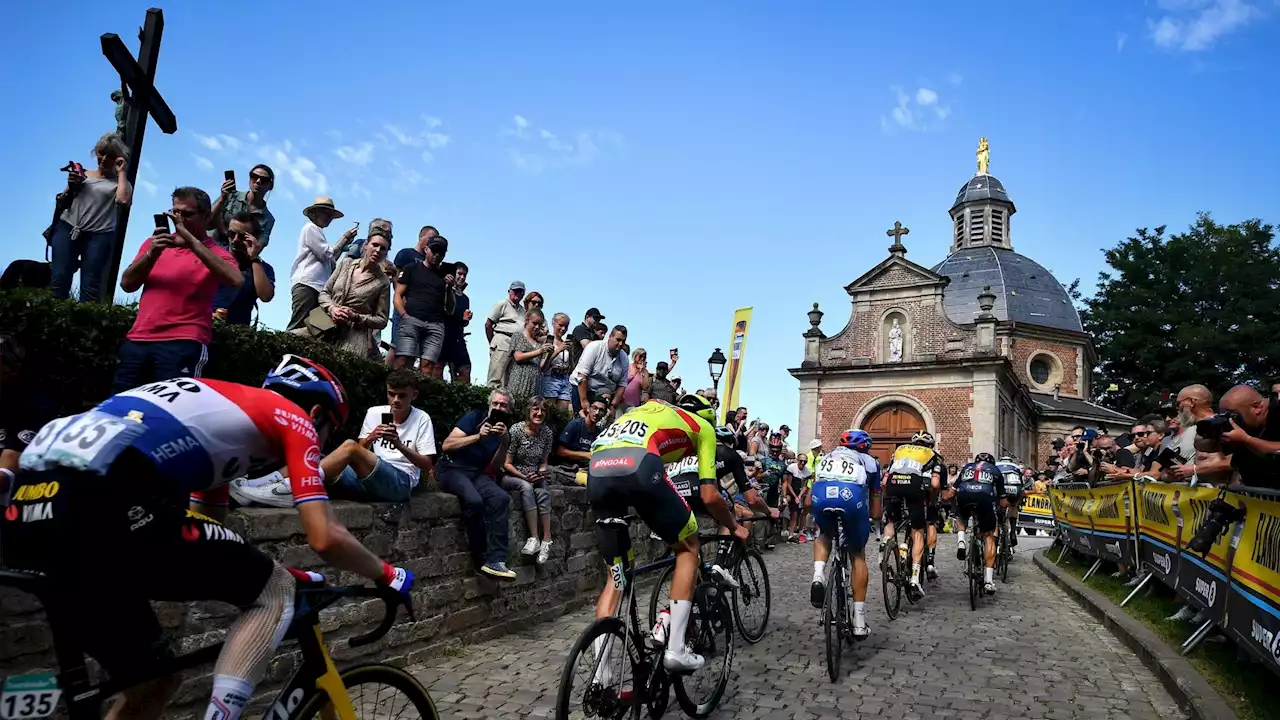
xmin=898 ymin=542 xmax=908 ymax=560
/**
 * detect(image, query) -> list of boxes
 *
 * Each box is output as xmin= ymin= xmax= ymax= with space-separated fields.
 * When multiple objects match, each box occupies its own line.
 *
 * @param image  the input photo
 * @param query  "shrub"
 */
xmin=0 ymin=289 xmax=494 ymax=445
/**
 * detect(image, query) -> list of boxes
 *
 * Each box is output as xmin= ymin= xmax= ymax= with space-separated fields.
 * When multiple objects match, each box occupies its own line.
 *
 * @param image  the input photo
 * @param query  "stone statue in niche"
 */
xmin=888 ymin=318 xmax=903 ymax=362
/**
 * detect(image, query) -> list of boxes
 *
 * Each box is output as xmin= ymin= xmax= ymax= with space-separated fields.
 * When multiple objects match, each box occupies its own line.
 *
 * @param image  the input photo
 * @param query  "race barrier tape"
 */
xmin=1047 ymin=480 xmax=1280 ymax=673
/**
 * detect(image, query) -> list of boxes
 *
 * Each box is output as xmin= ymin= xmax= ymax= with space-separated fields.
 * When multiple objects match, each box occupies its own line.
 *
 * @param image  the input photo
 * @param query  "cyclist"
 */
xmin=923 ymin=451 xmax=951 ymax=581
xmin=587 ymin=394 xmax=747 ymax=673
xmin=808 ymin=429 xmax=882 ymax=638
xmin=996 ymin=456 xmax=1025 ymax=549
xmin=0 ymin=356 xmax=414 ymax=720
xmin=953 ymin=452 xmax=1003 ymax=593
xmin=881 ymin=431 xmax=943 ymax=602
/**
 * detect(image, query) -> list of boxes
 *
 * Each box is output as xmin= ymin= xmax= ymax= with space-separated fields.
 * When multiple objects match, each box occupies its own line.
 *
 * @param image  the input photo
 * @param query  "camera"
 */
xmin=1188 ymin=493 xmax=1245 ymax=556
xmin=1196 ymin=411 xmax=1244 ymax=441
xmin=1051 ymin=438 xmax=1065 ymax=451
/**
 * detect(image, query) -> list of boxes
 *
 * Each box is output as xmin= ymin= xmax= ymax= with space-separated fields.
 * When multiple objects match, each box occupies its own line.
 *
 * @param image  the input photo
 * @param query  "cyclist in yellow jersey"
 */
xmin=588 ymin=394 xmax=747 ymax=673
xmin=881 ymin=431 xmax=944 ymax=601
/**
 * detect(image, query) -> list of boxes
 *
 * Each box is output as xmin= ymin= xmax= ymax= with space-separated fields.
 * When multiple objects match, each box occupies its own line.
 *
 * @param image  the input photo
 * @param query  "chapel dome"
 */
xmin=931 ymin=246 xmax=1083 ymax=333
xmin=951 ymin=174 xmax=1012 ymax=210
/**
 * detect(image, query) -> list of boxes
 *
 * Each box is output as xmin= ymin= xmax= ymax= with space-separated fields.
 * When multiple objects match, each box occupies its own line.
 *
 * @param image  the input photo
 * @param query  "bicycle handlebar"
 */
xmin=308 ymin=583 xmax=416 ymax=648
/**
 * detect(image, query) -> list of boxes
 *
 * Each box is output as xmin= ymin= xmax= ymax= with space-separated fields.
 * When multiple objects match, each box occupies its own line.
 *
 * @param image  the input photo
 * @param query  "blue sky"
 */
xmin=6 ymin=1 xmax=1279 ymax=438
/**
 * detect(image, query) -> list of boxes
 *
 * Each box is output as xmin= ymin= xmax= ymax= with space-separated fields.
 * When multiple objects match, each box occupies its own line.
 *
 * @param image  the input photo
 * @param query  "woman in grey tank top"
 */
xmin=50 ymin=132 xmax=133 ymax=302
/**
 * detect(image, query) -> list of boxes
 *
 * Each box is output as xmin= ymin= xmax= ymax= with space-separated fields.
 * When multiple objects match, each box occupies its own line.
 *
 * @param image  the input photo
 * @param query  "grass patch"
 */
xmin=1053 ymin=549 xmax=1280 ymax=720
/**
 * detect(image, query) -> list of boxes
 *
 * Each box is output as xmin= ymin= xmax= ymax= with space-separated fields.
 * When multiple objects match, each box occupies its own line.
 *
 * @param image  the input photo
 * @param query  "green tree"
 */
xmin=1082 ymin=213 xmax=1280 ymax=416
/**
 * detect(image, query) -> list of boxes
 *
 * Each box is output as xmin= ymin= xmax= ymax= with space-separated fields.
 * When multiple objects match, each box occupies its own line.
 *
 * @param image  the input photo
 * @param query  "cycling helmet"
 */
xmin=910 ymin=431 xmax=935 ymax=447
xmin=677 ymin=393 xmax=716 ymax=424
xmin=714 ymin=425 xmax=736 ymax=446
xmin=840 ymin=428 xmax=873 ymax=452
xmin=975 ymin=452 xmax=997 ymax=465
xmin=263 ymin=355 xmax=350 ymax=428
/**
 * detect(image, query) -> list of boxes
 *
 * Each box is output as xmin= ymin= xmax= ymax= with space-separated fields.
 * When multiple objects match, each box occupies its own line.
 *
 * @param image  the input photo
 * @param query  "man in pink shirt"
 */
xmin=111 ymin=187 xmax=243 ymax=393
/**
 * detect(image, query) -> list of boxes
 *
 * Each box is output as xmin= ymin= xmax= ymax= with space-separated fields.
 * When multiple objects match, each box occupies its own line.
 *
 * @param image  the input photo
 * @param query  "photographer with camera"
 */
xmin=1091 ymin=434 xmax=1137 ymax=485
xmin=48 ymin=132 xmax=133 ymax=303
xmin=1063 ymin=428 xmax=1097 ymax=483
xmin=1197 ymin=385 xmax=1280 ymax=489
xmin=1151 ymin=385 xmax=1231 ymax=485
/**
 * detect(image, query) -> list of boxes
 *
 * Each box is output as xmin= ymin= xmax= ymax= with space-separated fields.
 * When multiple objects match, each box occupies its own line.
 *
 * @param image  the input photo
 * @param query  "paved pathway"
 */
xmin=409 ymin=536 xmax=1188 ymax=719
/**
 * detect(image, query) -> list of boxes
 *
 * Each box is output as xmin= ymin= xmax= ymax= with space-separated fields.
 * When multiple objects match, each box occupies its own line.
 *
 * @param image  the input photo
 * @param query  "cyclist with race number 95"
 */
xmin=0 ymin=356 xmax=413 ymax=720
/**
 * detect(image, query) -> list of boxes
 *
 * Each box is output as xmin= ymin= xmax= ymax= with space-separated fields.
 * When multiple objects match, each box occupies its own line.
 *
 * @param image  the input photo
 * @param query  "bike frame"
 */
xmin=0 ymin=570 xmax=397 ymax=720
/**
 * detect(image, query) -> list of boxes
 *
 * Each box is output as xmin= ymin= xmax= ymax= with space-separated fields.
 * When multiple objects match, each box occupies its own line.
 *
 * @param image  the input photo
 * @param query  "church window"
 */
xmin=1030 ymin=357 xmax=1051 ymax=384
xmin=1026 ymin=352 xmax=1063 ymax=390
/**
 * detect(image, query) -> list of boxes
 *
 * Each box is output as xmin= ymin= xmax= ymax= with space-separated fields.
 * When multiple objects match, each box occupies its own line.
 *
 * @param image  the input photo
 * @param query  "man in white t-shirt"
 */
xmin=321 ymin=369 xmax=437 ymax=501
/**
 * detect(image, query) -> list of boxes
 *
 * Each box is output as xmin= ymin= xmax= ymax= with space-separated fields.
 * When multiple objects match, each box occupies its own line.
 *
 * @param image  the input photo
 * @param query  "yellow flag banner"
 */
xmin=1173 ymin=485 xmax=1233 ymax=616
xmin=1225 ymin=493 xmax=1280 ymax=667
xmin=719 ymin=308 xmax=752 ymax=424
xmin=1135 ymin=482 xmax=1180 ymax=587
xmin=1017 ymin=492 xmax=1055 ymax=533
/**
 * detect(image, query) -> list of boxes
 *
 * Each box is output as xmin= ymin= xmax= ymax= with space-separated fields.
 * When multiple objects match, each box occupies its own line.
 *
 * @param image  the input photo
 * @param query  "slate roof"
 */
xmin=932 ymin=247 xmax=1083 ymax=333
xmin=1030 ymin=392 xmax=1135 ymax=424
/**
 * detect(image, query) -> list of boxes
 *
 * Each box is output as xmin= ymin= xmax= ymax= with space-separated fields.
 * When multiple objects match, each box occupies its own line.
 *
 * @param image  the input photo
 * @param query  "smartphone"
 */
xmin=485 ymin=409 xmax=511 ymax=428
xmin=381 ymin=412 xmax=393 ymax=425
xmin=671 ymin=348 xmax=678 ymax=356
xmin=224 ymin=169 xmax=235 ymax=184
xmin=153 ymin=213 xmax=170 ymax=232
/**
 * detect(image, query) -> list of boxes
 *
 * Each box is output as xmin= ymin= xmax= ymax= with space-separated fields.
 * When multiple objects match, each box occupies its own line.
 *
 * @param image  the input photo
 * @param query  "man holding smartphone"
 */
xmin=211 ymin=165 xmax=276 ymax=247
xmin=212 ymin=211 xmax=276 ymax=326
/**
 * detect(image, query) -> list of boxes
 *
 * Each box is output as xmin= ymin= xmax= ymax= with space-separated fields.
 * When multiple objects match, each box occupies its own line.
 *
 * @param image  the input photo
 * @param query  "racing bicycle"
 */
xmin=880 ymin=512 xmax=927 ymax=620
xmin=0 ymin=568 xmax=438 ymax=720
xmin=820 ymin=507 xmax=866 ymax=682
xmin=996 ymin=514 xmax=1014 ymax=584
xmin=965 ymin=510 xmax=990 ymax=610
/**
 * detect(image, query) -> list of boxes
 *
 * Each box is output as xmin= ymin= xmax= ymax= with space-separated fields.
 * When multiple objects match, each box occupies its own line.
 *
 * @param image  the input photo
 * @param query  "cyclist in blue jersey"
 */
xmin=953 ymin=452 xmax=1003 ymax=594
xmin=808 ymin=429 xmax=882 ymax=638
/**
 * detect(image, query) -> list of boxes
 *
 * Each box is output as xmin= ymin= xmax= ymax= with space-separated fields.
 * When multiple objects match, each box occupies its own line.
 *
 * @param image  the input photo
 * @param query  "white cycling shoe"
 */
xmin=663 ymin=647 xmax=705 ymax=673
xmin=710 ymin=564 xmax=739 ymax=588
xmin=983 ymin=581 xmax=997 ymax=593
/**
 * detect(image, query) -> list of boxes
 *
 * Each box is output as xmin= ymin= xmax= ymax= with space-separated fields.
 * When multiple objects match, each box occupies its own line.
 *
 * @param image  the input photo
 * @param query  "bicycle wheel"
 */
xmin=673 ymin=583 xmax=734 ymax=718
xmin=732 ymin=547 xmax=771 ymax=643
xmin=824 ymin=558 xmax=844 ymax=682
xmin=967 ymin=519 xmax=979 ymax=611
xmin=647 ymin=563 xmax=676 ymax=630
xmin=294 ymin=663 xmax=440 ymax=720
xmin=999 ymin=524 xmax=1011 ymax=584
xmin=555 ymin=618 xmax=635 ymax=720
xmin=882 ymin=531 xmax=902 ymax=620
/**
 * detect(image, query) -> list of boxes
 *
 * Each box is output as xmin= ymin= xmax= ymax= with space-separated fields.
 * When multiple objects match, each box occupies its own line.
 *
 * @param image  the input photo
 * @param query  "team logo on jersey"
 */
xmin=592 ymin=456 xmax=635 ymax=471
xmin=17 ymin=430 xmax=35 ymax=445
xmin=304 ymin=446 xmax=322 ymax=472
xmin=125 ymin=410 xmax=145 ymax=423
xmin=840 ymin=487 xmax=853 ymax=501
xmin=826 ymin=486 xmax=839 ymax=498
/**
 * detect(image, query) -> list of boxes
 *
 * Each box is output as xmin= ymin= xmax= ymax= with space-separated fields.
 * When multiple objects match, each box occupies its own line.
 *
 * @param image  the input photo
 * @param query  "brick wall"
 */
xmin=0 ymin=489 xmax=779 ymax=716
xmin=1036 ymin=429 xmax=1063 ymax=470
xmin=821 ymin=297 xmax=976 ymax=365
xmin=1008 ymin=337 xmax=1081 ymax=396
xmin=818 ymin=386 xmax=974 ymax=463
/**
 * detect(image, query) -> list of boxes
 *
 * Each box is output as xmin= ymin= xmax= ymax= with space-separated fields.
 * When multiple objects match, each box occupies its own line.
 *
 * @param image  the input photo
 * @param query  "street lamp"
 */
xmin=707 ymin=348 xmax=727 ymax=410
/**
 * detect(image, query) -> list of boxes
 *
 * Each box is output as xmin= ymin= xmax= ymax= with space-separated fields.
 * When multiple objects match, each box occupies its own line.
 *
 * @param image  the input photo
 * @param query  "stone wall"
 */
xmin=0 ymin=485 xmax=769 ymax=714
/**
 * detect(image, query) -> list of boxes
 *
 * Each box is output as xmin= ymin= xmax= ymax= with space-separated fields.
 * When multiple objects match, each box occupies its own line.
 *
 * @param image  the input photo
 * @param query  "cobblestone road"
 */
xmin=409 ymin=536 xmax=1188 ymax=719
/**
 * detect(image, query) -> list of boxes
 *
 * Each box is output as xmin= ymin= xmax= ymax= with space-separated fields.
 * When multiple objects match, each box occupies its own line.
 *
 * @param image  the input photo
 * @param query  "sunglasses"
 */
xmin=232 ymin=231 xmax=253 ymax=242
xmin=1070 ymin=434 xmax=1083 ymax=440
xmin=512 ymin=290 xmax=526 ymax=296
xmin=170 ymin=207 xmax=198 ymax=218
xmin=250 ymin=173 xmax=272 ymax=184
xmin=528 ymin=299 xmax=543 ymax=306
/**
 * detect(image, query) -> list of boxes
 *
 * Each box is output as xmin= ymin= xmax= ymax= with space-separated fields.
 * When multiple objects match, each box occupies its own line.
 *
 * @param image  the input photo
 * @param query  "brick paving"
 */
xmin=408 ymin=536 xmax=1188 ymax=719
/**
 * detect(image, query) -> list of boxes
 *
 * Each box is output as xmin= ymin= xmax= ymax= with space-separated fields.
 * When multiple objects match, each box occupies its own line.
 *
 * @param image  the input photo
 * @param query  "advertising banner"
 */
xmin=1224 ymin=493 xmax=1280 ymax=670
xmin=719 ymin=307 xmax=752 ymax=425
xmin=1051 ymin=486 xmax=1096 ymax=556
xmin=1135 ymin=482 xmax=1180 ymax=587
xmin=1173 ymin=485 xmax=1232 ymax=616
xmin=1089 ymin=483 xmax=1135 ymax=565
xmin=1018 ymin=492 xmax=1055 ymax=533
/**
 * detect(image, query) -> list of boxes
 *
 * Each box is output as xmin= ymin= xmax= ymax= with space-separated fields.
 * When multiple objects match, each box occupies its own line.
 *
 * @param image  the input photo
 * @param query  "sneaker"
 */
xmin=710 ymin=564 xmax=740 ymax=589
xmin=229 ymin=476 xmax=294 ymax=508
xmin=537 ymin=540 xmax=552 ymax=565
xmin=522 ymin=537 xmax=541 ymax=556
xmin=481 ymin=562 xmax=517 ymax=580
xmin=781 ymin=530 xmax=791 ymax=540
xmin=663 ymin=647 xmax=705 ymax=673
xmin=984 ymin=581 xmax=997 ymax=594
xmin=926 ymin=565 xmax=938 ymax=581
xmin=1166 ymin=606 xmax=1195 ymax=622
xmin=810 ymin=580 xmax=825 ymax=609
xmin=956 ymin=538 xmax=967 ymax=561
xmin=1190 ymin=609 xmax=1208 ymax=625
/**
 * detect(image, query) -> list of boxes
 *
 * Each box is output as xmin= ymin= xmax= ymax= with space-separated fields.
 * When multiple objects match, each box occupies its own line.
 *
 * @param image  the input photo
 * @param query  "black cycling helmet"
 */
xmin=714 ymin=425 xmax=736 ymax=446
xmin=975 ymin=452 xmax=996 ymax=465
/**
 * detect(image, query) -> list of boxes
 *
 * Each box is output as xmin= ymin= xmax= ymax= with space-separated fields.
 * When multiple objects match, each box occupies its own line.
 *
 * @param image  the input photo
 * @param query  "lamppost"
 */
xmin=708 ymin=348 xmax=727 ymax=419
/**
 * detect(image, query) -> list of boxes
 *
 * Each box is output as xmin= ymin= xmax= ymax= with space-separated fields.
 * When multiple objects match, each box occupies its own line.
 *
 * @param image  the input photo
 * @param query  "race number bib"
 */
xmin=1 ymin=674 xmax=61 ymax=720
xmin=19 ymin=411 xmax=146 ymax=475
xmin=596 ymin=419 xmax=650 ymax=447
xmin=817 ymin=456 xmax=866 ymax=485
xmin=671 ymin=477 xmax=693 ymax=498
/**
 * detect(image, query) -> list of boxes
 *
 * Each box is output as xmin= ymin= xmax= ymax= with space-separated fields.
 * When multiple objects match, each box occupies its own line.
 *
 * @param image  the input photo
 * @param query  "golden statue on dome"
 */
xmin=976 ymin=137 xmax=990 ymax=175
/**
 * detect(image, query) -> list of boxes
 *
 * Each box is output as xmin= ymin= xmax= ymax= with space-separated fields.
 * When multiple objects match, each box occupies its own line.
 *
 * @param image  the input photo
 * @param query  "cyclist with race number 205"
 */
xmin=0 ymin=356 xmax=414 ymax=720
xmin=808 ymin=429 xmax=882 ymax=638
xmin=587 ymin=394 xmax=746 ymax=674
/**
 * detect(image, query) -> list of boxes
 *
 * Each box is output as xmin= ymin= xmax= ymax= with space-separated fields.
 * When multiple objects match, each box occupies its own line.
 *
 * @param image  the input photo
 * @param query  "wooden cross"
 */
xmin=886 ymin=221 xmax=910 ymax=244
xmin=98 ymin=8 xmax=178 ymax=304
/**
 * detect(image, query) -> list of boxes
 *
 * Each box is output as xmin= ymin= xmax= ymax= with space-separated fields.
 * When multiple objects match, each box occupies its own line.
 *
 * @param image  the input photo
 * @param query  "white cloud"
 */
xmin=334 ymin=142 xmax=375 ymax=166
xmin=217 ymin=134 xmax=242 ymax=152
xmin=514 ymin=115 xmax=528 ymax=130
xmin=1117 ymin=32 xmax=1129 ymax=51
xmin=424 ymin=116 xmax=443 ymax=128
xmin=247 ymin=132 xmax=259 ymax=142
xmin=420 ymin=150 xmax=435 ymax=164
xmin=195 ymin=134 xmax=222 ymax=151
xmin=349 ymin=181 xmax=372 ymax=200
xmin=505 ymin=122 xmax=623 ymax=174
xmin=1147 ymin=0 xmax=1261 ymax=51
xmin=192 ymin=154 xmax=214 ymax=170
xmin=257 ymin=141 xmax=327 ymax=195
xmin=384 ymin=124 xmax=421 ymax=147
xmin=137 ymin=179 xmax=158 ymax=196
xmin=881 ymin=86 xmax=952 ymax=134
xmin=425 ymin=131 xmax=450 ymax=149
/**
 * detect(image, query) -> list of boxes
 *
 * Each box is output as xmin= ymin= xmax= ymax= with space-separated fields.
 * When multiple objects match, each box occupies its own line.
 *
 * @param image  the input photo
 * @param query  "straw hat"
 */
xmin=303 ymin=197 xmax=344 ymax=219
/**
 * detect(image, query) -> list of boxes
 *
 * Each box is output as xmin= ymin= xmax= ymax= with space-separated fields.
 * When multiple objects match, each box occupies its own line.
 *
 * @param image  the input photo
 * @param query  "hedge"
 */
xmin=0 ymin=289 xmax=506 ymax=446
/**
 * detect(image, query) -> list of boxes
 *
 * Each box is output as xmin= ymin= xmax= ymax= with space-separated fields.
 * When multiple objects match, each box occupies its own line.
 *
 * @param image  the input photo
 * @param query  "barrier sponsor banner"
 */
xmin=1050 ymin=486 xmax=1096 ymax=556
xmin=1173 ymin=485 xmax=1232 ymax=616
xmin=1018 ymin=492 xmax=1055 ymax=532
xmin=1225 ymin=493 xmax=1280 ymax=670
xmin=1135 ymin=482 xmax=1180 ymax=586
xmin=719 ymin=307 xmax=752 ymax=425
xmin=1089 ymin=483 xmax=1135 ymax=565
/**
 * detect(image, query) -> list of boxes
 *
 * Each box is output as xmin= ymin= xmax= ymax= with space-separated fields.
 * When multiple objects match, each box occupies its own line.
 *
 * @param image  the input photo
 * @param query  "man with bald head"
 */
xmin=1158 ymin=384 xmax=1231 ymax=485
xmin=1202 ymin=384 xmax=1280 ymax=488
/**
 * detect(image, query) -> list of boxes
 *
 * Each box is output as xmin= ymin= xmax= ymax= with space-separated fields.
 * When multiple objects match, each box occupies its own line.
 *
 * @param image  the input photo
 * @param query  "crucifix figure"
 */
xmin=97 ymin=8 xmax=178 ymax=304
xmin=886 ymin=220 xmax=909 ymax=255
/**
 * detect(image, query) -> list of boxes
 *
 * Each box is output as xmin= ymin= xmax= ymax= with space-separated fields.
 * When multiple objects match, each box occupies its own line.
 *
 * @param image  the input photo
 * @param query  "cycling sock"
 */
xmin=853 ymin=601 xmax=865 ymax=622
xmin=957 ymin=530 xmax=967 ymax=545
xmin=668 ymin=599 xmax=692 ymax=651
xmin=205 ymin=675 xmax=253 ymax=720
xmin=984 ymin=567 xmax=994 ymax=583
xmin=927 ymin=548 xmax=937 ymax=566
xmin=812 ymin=560 xmax=826 ymax=583
xmin=911 ymin=563 xmax=921 ymax=583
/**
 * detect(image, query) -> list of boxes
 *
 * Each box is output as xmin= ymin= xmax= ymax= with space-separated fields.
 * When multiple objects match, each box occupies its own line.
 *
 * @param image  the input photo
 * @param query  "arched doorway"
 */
xmin=861 ymin=402 xmax=926 ymax=468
